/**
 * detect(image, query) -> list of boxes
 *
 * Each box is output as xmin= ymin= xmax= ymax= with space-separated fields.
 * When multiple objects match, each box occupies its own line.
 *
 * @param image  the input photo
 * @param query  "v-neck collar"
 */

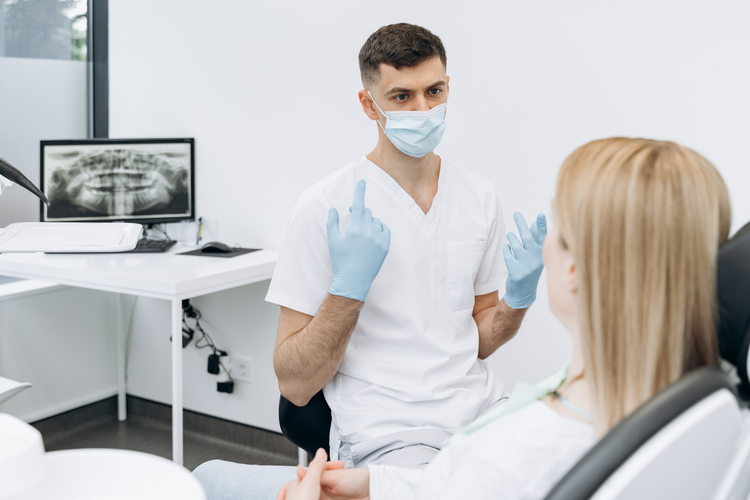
xmin=361 ymin=156 xmax=448 ymax=238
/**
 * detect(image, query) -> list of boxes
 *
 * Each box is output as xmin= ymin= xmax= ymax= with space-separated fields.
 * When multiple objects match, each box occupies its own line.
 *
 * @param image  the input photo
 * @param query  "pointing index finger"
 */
xmin=351 ymin=179 xmax=366 ymax=215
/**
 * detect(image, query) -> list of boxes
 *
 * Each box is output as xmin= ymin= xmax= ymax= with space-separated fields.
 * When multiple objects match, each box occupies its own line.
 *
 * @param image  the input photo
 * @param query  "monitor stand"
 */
xmin=127 ymin=224 xmax=177 ymax=253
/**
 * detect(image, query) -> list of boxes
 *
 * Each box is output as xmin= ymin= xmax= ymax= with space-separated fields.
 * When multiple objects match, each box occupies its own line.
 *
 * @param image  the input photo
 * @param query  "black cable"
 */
xmin=183 ymin=302 xmax=233 ymax=383
xmin=194 ymin=318 xmax=217 ymax=353
xmin=217 ymin=358 xmax=233 ymax=383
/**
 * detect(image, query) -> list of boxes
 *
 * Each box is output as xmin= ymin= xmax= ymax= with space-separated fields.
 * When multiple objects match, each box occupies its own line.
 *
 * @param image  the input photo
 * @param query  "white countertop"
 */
xmin=0 ymin=244 xmax=278 ymax=300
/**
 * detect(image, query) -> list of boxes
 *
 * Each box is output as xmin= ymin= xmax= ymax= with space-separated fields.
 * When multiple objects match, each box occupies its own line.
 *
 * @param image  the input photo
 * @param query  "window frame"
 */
xmin=88 ymin=0 xmax=107 ymax=138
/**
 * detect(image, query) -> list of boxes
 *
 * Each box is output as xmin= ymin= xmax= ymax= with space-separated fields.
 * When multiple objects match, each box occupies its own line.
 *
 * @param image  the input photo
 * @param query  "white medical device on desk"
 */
xmin=0 ymin=222 xmax=141 ymax=252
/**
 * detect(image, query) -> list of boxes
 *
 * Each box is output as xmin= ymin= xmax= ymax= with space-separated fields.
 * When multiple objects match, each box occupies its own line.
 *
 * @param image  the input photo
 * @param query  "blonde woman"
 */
xmin=277 ymin=137 xmax=732 ymax=500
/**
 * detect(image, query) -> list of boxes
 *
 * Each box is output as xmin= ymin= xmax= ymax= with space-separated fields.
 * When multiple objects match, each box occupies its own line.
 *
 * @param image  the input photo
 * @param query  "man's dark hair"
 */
xmin=359 ymin=23 xmax=447 ymax=87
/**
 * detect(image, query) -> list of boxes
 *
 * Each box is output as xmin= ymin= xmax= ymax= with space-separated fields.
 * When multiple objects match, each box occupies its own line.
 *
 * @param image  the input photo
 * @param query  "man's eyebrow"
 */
xmin=384 ymin=87 xmax=413 ymax=96
xmin=384 ymin=80 xmax=447 ymax=95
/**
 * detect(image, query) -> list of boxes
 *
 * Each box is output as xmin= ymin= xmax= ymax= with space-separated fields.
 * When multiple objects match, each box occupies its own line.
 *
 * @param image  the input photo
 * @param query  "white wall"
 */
xmin=109 ymin=0 xmax=750 ymax=405
xmin=125 ymin=282 xmax=282 ymax=432
xmin=0 ymin=283 xmax=118 ymax=423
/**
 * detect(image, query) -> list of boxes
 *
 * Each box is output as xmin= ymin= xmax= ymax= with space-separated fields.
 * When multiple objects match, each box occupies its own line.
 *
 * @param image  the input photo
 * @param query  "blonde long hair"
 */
xmin=555 ymin=138 xmax=732 ymax=434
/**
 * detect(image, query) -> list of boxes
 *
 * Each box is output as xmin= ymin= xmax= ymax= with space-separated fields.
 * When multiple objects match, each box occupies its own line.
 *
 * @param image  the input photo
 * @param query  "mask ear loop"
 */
xmin=368 ymin=91 xmax=388 ymax=133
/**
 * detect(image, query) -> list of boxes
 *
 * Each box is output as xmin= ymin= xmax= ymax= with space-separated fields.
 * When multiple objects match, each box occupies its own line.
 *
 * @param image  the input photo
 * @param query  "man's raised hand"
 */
xmin=327 ymin=179 xmax=391 ymax=302
xmin=502 ymin=212 xmax=547 ymax=309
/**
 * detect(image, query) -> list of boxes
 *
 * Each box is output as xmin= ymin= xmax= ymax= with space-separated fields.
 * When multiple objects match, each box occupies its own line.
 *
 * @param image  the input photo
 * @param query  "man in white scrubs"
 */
xmin=267 ymin=23 xmax=547 ymax=470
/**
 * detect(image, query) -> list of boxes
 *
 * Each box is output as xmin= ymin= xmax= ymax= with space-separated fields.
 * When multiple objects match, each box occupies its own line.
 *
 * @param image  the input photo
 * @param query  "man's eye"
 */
xmin=429 ymin=88 xmax=441 ymax=95
xmin=396 ymin=94 xmax=408 ymax=101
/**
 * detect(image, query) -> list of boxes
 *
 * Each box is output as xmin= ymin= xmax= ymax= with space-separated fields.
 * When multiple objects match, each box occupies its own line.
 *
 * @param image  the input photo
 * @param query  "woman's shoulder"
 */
xmin=471 ymin=400 xmax=594 ymax=443
xmin=415 ymin=401 xmax=595 ymax=500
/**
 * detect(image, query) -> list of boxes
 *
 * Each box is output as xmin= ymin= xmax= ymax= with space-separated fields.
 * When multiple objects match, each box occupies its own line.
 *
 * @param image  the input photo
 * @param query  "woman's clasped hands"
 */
xmin=276 ymin=448 xmax=371 ymax=500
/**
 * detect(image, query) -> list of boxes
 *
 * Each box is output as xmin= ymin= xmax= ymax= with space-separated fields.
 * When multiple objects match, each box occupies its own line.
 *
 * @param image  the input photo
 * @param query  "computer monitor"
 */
xmin=40 ymin=138 xmax=195 ymax=225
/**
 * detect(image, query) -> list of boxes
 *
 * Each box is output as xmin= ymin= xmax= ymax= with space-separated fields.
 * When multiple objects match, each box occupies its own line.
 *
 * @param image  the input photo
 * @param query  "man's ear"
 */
xmin=446 ymin=75 xmax=450 ymax=95
xmin=358 ymin=90 xmax=379 ymax=121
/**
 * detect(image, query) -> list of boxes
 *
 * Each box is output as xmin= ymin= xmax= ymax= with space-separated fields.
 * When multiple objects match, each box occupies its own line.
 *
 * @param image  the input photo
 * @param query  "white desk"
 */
xmin=0 ymin=245 xmax=277 ymax=465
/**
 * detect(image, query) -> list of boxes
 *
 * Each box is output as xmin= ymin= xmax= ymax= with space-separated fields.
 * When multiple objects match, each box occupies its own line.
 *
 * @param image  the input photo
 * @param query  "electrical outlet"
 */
xmin=232 ymin=356 xmax=253 ymax=383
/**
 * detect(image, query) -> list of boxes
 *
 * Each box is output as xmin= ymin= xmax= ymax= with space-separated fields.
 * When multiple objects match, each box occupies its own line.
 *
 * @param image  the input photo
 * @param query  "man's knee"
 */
xmin=192 ymin=461 xmax=298 ymax=500
xmin=192 ymin=460 xmax=231 ymax=491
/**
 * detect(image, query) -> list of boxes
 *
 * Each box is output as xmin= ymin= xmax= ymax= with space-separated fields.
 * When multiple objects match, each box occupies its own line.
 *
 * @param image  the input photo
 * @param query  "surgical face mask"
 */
xmin=369 ymin=92 xmax=447 ymax=158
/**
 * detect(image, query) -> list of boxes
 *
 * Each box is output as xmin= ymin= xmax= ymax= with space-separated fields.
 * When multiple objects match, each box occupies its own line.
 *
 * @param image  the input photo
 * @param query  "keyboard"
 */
xmin=127 ymin=239 xmax=177 ymax=253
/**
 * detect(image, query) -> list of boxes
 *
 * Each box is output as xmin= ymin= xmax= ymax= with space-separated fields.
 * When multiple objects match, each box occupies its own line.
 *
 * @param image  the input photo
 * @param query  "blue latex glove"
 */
xmin=502 ymin=212 xmax=547 ymax=309
xmin=327 ymin=179 xmax=391 ymax=301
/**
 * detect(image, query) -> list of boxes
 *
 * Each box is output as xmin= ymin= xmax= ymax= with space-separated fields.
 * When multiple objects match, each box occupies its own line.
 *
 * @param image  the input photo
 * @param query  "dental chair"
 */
xmin=0 ymin=411 xmax=206 ymax=500
xmin=544 ymin=222 xmax=750 ymax=500
xmin=1 ymin=378 xmax=205 ymax=500
xmin=0 ymin=376 xmax=32 ymax=405
xmin=1 ymin=378 xmax=206 ymax=499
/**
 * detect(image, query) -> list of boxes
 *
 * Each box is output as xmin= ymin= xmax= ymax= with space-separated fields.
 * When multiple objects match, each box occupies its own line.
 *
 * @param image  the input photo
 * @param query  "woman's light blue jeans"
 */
xmin=193 ymin=460 xmax=297 ymax=500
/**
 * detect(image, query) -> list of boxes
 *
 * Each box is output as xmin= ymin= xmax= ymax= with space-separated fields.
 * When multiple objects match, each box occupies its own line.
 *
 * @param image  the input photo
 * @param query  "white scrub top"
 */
xmin=266 ymin=156 xmax=508 ymax=456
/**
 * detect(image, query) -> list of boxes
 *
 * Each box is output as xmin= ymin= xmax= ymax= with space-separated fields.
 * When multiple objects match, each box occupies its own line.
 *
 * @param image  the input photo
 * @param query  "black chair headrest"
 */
xmin=544 ymin=366 xmax=735 ymax=500
xmin=717 ymin=221 xmax=750 ymax=393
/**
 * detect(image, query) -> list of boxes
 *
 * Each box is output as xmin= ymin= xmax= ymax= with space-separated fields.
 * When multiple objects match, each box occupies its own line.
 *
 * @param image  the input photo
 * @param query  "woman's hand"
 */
xmin=318 ymin=466 xmax=370 ymax=500
xmin=276 ymin=448 xmax=370 ymax=500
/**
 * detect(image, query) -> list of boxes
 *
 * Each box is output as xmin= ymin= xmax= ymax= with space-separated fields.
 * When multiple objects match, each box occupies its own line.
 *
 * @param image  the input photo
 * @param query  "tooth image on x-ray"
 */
xmin=44 ymin=147 xmax=191 ymax=220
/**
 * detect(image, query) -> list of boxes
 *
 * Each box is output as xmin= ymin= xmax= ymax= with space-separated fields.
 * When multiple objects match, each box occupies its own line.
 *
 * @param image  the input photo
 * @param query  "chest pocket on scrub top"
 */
xmin=446 ymin=240 xmax=486 ymax=311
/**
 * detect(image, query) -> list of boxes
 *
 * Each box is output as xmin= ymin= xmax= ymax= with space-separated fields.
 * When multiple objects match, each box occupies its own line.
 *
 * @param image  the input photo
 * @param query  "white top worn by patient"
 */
xmin=368 ymin=400 xmax=595 ymax=500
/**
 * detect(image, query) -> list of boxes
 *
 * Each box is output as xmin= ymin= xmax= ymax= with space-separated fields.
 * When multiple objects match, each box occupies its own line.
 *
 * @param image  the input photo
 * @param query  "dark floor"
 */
xmin=31 ymin=396 xmax=298 ymax=471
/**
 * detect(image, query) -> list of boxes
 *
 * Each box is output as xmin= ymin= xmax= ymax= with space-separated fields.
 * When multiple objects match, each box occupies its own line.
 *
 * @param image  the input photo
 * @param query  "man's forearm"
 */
xmin=274 ymin=294 xmax=363 ymax=406
xmin=477 ymin=298 xmax=527 ymax=359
